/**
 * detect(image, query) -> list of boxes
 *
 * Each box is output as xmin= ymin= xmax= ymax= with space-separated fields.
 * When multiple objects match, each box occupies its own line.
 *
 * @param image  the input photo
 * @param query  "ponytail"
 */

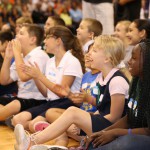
xmin=71 ymin=36 xmax=85 ymax=73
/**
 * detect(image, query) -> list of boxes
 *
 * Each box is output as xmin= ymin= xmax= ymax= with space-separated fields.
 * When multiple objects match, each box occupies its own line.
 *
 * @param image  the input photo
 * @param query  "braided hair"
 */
xmin=127 ymin=39 xmax=150 ymax=129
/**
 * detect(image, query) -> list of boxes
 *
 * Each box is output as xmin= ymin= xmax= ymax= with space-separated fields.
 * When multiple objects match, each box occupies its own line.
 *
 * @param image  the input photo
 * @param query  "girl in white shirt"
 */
xmin=12 ymin=26 xmax=85 ymax=132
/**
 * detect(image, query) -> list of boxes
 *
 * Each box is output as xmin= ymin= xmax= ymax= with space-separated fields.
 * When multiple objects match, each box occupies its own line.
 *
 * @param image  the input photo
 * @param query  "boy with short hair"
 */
xmin=0 ymin=24 xmax=49 ymax=121
xmin=76 ymin=18 xmax=103 ymax=54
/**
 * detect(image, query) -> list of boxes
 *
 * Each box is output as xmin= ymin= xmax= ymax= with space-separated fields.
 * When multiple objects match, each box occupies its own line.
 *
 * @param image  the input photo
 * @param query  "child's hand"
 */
xmin=91 ymin=130 xmax=117 ymax=148
xmin=70 ymin=90 xmax=87 ymax=104
xmin=5 ymin=42 xmax=14 ymax=59
xmin=18 ymin=61 xmax=42 ymax=79
xmin=53 ymin=84 xmax=71 ymax=97
xmin=11 ymin=39 xmax=22 ymax=54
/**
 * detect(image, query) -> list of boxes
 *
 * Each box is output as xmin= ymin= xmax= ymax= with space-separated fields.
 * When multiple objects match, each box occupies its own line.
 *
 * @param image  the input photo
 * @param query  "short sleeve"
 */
xmin=109 ymin=76 xmax=129 ymax=98
xmin=63 ymin=57 xmax=83 ymax=78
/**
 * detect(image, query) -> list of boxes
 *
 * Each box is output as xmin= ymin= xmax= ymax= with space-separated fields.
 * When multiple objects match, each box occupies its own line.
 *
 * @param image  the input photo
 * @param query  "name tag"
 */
xmin=90 ymin=81 xmax=96 ymax=88
xmin=82 ymin=83 xmax=88 ymax=89
xmin=93 ymin=86 xmax=99 ymax=95
xmin=128 ymin=98 xmax=137 ymax=110
xmin=99 ymin=94 xmax=104 ymax=103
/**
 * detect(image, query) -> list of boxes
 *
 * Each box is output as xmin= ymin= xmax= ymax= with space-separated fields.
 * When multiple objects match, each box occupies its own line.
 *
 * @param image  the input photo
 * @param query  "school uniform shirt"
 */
xmin=10 ymin=46 xmax=49 ymax=100
xmin=46 ymin=50 xmax=83 ymax=101
xmin=96 ymin=68 xmax=129 ymax=116
xmin=80 ymin=71 xmax=99 ymax=112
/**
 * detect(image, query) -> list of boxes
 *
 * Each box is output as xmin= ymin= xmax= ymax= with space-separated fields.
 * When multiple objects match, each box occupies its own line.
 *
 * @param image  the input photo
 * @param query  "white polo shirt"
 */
xmin=10 ymin=46 xmax=49 ymax=100
xmin=46 ymin=51 xmax=83 ymax=100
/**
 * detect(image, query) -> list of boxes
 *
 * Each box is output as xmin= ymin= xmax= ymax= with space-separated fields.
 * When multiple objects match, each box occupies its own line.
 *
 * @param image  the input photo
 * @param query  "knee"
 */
xmin=65 ymin=106 xmax=79 ymax=119
xmin=67 ymin=106 xmax=78 ymax=113
xmin=12 ymin=100 xmax=20 ymax=106
xmin=28 ymin=120 xmax=36 ymax=133
xmin=12 ymin=114 xmax=22 ymax=126
xmin=45 ymin=108 xmax=56 ymax=119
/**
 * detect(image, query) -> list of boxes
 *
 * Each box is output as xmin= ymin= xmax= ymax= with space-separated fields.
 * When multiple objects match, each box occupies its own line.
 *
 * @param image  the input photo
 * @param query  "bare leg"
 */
xmin=28 ymin=116 xmax=47 ymax=133
xmin=46 ymin=108 xmax=77 ymax=146
xmin=55 ymin=133 xmax=69 ymax=147
xmin=0 ymin=100 xmax=21 ymax=121
xmin=12 ymin=111 xmax=32 ymax=129
xmin=46 ymin=108 xmax=83 ymax=142
xmin=33 ymin=106 xmax=92 ymax=144
xmin=46 ymin=108 xmax=65 ymax=123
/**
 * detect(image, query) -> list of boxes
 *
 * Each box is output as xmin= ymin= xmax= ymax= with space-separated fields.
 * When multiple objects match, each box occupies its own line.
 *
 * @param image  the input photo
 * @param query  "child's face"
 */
xmin=76 ymin=20 xmax=92 ymax=44
xmin=16 ymin=26 xmax=31 ymax=48
xmin=15 ymin=23 xmax=23 ymax=35
xmin=44 ymin=35 xmax=58 ymax=54
xmin=44 ymin=17 xmax=55 ymax=34
xmin=114 ymin=23 xmax=127 ymax=41
xmin=90 ymin=43 xmax=106 ymax=70
xmin=128 ymin=45 xmax=142 ymax=77
xmin=126 ymin=22 xmax=144 ymax=46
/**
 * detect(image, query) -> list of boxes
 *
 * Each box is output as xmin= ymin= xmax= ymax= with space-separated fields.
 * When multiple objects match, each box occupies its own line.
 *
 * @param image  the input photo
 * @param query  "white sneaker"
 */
xmin=30 ymin=145 xmax=68 ymax=150
xmin=14 ymin=124 xmax=31 ymax=150
xmin=30 ymin=145 xmax=48 ymax=150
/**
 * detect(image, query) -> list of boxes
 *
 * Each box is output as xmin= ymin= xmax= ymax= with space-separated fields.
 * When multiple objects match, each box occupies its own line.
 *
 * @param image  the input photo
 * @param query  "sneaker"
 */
xmin=14 ymin=124 xmax=31 ymax=150
xmin=30 ymin=145 xmax=68 ymax=150
xmin=30 ymin=145 xmax=49 ymax=150
xmin=34 ymin=121 xmax=50 ymax=132
xmin=5 ymin=115 xmax=14 ymax=129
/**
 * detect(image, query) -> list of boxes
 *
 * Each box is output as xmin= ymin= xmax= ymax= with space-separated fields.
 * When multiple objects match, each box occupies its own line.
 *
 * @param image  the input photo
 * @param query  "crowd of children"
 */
xmin=0 ymin=4 xmax=150 ymax=149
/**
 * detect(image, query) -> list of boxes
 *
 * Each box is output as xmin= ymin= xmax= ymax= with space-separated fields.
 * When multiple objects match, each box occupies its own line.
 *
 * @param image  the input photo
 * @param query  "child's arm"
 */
xmin=12 ymin=40 xmax=32 ymax=82
xmin=70 ymin=91 xmax=97 ymax=106
xmin=0 ymin=42 xmax=14 ymax=85
xmin=91 ymin=127 xmax=150 ymax=147
xmin=103 ymin=94 xmax=125 ymax=123
xmin=19 ymin=62 xmax=75 ymax=97
xmin=91 ymin=115 xmax=150 ymax=147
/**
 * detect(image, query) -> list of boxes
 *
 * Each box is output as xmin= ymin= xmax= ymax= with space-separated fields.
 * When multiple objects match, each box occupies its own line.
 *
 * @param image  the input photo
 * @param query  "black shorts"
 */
xmin=91 ymin=114 xmax=112 ymax=132
xmin=80 ymin=114 xmax=112 ymax=136
xmin=25 ymin=98 xmax=77 ymax=119
xmin=0 ymin=96 xmax=47 ymax=112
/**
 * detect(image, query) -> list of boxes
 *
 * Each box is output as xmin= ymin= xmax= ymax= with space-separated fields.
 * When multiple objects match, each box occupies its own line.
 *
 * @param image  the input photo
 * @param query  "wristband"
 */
xmin=128 ymin=128 xmax=132 ymax=135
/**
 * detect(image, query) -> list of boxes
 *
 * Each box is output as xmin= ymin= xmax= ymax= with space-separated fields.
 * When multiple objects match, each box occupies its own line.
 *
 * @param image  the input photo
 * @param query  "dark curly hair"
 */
xmin=127 ymin=39 xmax=150 ymax=129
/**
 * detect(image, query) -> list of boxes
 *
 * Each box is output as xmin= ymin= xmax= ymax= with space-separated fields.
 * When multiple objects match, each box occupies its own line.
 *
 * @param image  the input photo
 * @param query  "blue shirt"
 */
xmin=80 ymin=71 xmax=99 ymax=112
